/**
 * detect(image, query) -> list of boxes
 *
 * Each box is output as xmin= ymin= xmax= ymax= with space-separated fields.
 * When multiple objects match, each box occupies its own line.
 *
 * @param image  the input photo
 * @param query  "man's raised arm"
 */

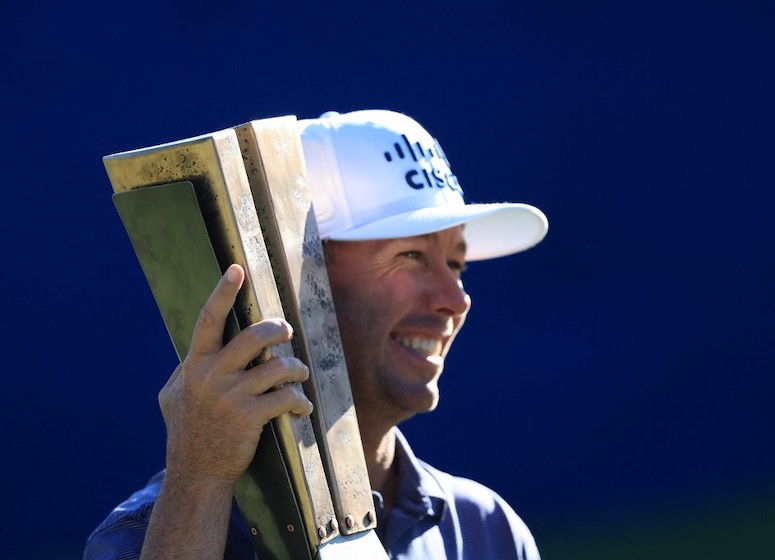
xmin=141 ymin=264 xmax=313 ymax=560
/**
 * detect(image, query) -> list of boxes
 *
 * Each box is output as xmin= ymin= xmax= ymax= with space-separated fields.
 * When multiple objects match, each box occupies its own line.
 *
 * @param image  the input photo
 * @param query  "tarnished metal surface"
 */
xmin=112 ymin=181 xmax=227 ymax=359
xmin=104 ymin=131 xmax=336 ymax=556
xmin=235 ymin=117 xmax=376 ymax=536
xmin=104 ymin=118 xmax=387 ymax=557
xmin=113 ymin=181 xmax=308 ymax=559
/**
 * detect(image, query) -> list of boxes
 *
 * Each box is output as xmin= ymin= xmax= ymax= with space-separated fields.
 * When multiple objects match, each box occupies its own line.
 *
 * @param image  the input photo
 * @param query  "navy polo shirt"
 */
xmin=84 ymin=429 xmax=539 ymax=560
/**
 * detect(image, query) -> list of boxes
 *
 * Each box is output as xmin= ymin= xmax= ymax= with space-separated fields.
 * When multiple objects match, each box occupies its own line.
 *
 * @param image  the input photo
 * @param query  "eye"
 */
xmin=401 ymin=251 xmax=422 ymax=260
xmin=448 ymin=259 xmax=468 ymax=276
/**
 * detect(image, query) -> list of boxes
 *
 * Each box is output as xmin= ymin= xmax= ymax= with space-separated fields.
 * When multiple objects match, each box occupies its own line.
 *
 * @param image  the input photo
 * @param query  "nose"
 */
xmin=428 ymin=264 xmax=471 ymax=318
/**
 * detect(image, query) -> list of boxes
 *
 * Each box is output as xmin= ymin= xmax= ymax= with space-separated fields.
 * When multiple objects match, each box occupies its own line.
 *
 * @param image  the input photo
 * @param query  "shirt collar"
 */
xmin=391 ymin=427 xmax=446 ymax=520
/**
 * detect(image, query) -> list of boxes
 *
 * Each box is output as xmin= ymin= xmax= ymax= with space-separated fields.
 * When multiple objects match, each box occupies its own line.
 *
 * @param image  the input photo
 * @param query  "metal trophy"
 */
xmin=104 ymin=116 xmax=388 ymax=559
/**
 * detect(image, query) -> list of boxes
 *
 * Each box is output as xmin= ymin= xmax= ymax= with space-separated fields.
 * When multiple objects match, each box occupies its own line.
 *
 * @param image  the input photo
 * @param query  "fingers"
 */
xmin=189 ymin=264 xmax=245 ymax=356
xmin=264 ymin=385 xmax=313 ymax=419
xmin=240 ymin=354 xmax=310 ymax=393
xmin=159 ymin=263 xmax=317 ymax=484
xmin=256 ymin=383 xmax=315 ymax=419
xmin=187 ymin=264 xmax=296 ymax=372
xmin=218 ymin=318 xmax=294 ymax=372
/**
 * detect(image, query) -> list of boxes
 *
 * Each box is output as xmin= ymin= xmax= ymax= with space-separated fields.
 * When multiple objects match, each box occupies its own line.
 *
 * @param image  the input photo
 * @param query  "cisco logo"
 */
xmin=383 ymin=135 xmax=463 ymax=194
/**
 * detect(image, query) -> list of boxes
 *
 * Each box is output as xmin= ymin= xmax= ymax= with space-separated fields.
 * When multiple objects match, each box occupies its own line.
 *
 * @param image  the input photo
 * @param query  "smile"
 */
xmin=393 ymin=335 xmax=443 ymax=357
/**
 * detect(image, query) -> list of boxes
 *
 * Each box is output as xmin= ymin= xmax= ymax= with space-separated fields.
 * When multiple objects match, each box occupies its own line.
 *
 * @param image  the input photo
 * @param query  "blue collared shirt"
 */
xmin=84 ymin=429 xmax=539 ymax=559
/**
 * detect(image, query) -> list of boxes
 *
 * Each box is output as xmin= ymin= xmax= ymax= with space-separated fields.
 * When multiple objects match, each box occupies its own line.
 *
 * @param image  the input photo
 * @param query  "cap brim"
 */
xmin=324 ymin=202 xmax=548 ymax=261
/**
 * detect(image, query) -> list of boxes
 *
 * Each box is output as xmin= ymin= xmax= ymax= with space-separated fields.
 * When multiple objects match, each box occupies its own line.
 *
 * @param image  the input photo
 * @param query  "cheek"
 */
xmin=331 ymin=286 xmax=383 ymax=344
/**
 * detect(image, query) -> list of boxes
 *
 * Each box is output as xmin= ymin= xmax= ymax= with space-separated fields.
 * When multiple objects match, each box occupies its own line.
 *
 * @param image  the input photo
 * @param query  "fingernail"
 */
xmin=225 ymin=264 xmax=239 ymax=282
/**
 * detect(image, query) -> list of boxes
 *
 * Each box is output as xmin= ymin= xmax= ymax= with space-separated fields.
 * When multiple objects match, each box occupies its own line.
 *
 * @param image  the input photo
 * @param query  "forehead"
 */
xmin=323 ymin=226 xmax=469 ymax=266
xmin=374 ymin=226 xmax=467 ymax=253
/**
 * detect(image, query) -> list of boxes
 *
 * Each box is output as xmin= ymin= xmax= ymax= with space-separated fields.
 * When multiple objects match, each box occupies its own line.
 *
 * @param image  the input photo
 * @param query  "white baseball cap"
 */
xmin=298 ymin=110 xmax=548 ymax=261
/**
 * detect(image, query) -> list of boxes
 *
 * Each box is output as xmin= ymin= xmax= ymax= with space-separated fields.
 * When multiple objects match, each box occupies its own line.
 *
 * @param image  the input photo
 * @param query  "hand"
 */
xmin=158 ymin=263 xmax=314 ymax=486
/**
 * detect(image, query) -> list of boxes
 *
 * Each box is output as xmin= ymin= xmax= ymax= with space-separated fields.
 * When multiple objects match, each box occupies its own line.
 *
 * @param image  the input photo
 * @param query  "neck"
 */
xmin=358 ymin=417 xmax=399 ymax=509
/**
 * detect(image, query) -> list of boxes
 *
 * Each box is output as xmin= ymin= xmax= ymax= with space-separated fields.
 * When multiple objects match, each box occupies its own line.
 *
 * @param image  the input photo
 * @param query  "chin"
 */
xmin=405 ymin=384 xmax=441 ymax=414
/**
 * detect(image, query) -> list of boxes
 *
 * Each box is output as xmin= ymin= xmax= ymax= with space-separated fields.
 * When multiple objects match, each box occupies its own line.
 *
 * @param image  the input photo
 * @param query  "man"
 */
xmin=84 ymin=110 xmax=548 ymax=559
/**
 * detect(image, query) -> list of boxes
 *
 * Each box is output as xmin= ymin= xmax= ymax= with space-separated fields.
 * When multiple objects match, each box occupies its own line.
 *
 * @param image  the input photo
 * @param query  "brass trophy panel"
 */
xmin=104 ymin=119 xmax=388 ymax=559
xmin=235 ymin=117 xmax=376 ymax=535
xmin=104 ymin=131 xmax=335 ymax=556
xmin=113 ymin=181 xmax=309 ymax=559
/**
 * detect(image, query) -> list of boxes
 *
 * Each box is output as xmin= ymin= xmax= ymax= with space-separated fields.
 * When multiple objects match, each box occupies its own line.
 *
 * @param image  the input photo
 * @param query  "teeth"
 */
xmin=395 ymin=336 xmax=442 ymax=356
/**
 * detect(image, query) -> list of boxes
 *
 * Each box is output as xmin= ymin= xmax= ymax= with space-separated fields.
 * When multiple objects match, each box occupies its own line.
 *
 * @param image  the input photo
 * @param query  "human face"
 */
xmin=324 ymin=226 xmax=471 ymax=426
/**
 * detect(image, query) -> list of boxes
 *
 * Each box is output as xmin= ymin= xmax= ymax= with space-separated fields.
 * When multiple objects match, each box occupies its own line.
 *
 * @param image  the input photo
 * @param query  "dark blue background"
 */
xmin=3 ymin=1 xmax=773 ymax=558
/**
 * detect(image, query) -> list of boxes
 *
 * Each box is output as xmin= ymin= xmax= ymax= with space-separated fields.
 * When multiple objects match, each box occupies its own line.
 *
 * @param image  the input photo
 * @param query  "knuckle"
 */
xmin=278 ymin=383 xmax=306 ymax=404
xmin=278 ymin=356 xmax=309 ymax=378
xmin=196 ymin=304 xmax=218 ymax=329
xmin=261 ymin=318 xmax=293 ymax=339
xmin=231 ymin=406 xmax=255 ymax=432
xmin=277 ymin=355 xmax=295 ymax=370
xmin=178 ymin=359 xmax=198 ymax=380
xmin=244 ymin=319 xmax=292 ymax=347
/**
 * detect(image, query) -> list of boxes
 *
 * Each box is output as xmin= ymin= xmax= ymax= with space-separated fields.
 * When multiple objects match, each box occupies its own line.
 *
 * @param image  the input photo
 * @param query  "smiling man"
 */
xmin=84 ymin=110 xmax=548 ymax=560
